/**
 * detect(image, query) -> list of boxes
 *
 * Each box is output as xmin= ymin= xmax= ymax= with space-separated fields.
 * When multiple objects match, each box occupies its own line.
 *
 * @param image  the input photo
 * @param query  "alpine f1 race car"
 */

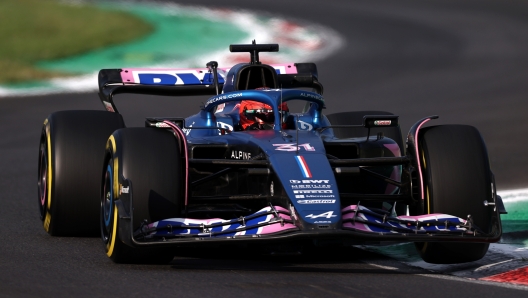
xmin=38 ymin=42 xmax=506 ymax=264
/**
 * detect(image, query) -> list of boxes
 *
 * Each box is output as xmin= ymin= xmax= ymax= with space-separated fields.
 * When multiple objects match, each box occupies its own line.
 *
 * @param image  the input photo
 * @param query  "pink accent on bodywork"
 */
xmin=147 ymin=206 xmax=298 ymax=235
xmin=273 ymin=206 xmax=289 ymax=212
xmin=339 ymin=206 xmax=374 ymax=232
xmin=341 ymin=205 xmax=360 ymax=213
xmin=163 ymin=121 xmax=189 ymax=206
xmin=119 ymin=63 xmax=298 ymax=84
xmin=120 ymin=69 xmax=133 ymax=84
xmin=120 ymin=68 xmax=230 ymax=84
xmin=397 ymin=213 xmax=463 ymax=222
xmin=259 ymin=206 xmax=297 ymax=234
xmin=149 ymin=217 xmax=225 ymax=228
xmin=269 ymin=63 xmax=298 ymax=74
xmin=383 ymin=143 xmax=401 ymax=157
xmin=259 ymin=219 xmax=298 ymax=234
xmin=414 ymin=119 xmax=431 ymax=200
xmin=342 ymin=205 xmax=465 ymax=223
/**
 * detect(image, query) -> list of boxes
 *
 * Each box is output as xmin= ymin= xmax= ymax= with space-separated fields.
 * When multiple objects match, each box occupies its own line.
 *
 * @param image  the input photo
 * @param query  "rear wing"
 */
xmin=98 ymin=63 xmax=322 ymax=113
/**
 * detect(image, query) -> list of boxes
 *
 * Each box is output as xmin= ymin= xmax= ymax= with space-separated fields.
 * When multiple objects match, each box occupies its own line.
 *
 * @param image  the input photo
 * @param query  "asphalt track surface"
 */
xmin=1 ymin=0 xmax=528 ymax=296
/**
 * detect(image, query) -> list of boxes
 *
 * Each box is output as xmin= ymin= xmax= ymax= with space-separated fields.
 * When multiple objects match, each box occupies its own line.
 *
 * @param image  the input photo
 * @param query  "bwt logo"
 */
xmin=138 ymin=73 xmax=225 ymax=85
xmin=290 ymin=180 xmax=330 ymax=184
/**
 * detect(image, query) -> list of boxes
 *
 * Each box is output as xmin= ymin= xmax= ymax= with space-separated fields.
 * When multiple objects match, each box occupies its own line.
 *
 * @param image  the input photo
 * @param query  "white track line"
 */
xmin=499 ymin=189 xmax=528 ymax=203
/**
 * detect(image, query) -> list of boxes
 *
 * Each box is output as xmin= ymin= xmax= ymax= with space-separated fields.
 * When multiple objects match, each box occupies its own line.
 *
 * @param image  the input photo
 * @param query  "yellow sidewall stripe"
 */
xmin=106 ymin=205 xmax=118 ymax=257
xmin=45 ymin=120 xmax=52 ymax=210
xmin=44 ymin=119 xmax=52 ymax=232
xmin=105 ymin=135 xmax=119 ymax=257
xmin=107 ymin=135 xmax=119 ymax=201
xmin=44 ymin=212 xmax=51 ymax=232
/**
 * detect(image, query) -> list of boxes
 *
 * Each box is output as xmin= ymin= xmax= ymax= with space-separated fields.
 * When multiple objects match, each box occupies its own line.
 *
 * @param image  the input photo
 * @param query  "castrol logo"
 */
xmin=374 ymin=120 xmax=391 ymax=126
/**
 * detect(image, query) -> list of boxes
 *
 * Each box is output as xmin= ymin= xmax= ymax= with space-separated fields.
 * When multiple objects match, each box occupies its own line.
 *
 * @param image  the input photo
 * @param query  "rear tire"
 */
xmin=101 ymin=127 xmax=182 ymax=264
xmin=38 ymin=110 xmax=124 ymax=236
xmin=415 ymin=125 xmax=493 ymax=264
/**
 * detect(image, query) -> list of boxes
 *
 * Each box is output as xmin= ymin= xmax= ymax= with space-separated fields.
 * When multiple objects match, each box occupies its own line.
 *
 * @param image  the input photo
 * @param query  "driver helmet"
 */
xmin=239 ymin=100 xmax=275 ymax=130
xmin=239 ymin=100 xmax=290 ymax=130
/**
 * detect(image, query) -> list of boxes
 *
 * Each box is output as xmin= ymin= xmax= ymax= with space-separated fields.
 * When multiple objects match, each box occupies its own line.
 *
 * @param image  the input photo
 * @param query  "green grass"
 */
xmin=0 ymin=0 xmax=153 ymax=84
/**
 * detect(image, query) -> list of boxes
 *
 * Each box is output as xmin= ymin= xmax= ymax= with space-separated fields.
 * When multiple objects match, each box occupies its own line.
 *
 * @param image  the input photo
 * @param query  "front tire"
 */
xmin=101 ymin=127 xmax=182 ymax=264
xmin=415 ymin=125 xmax=493 ymax=264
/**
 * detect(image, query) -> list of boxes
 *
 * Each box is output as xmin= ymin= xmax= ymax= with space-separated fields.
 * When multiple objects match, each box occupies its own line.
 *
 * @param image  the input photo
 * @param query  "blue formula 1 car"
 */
xmin=38 ymin=42 xmax=506 ymax=264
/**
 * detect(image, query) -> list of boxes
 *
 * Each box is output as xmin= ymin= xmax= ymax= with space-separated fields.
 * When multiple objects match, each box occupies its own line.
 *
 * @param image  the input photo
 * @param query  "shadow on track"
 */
xmin=167 ymin=243 xmax=425 ymax=275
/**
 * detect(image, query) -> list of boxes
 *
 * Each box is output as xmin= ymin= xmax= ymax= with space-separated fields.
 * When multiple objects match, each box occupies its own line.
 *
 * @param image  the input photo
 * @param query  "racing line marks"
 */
xmin=365 ymin=263 xmax=399 ymax=271
xmin=473 ymin=259 xmax=515 ymax=272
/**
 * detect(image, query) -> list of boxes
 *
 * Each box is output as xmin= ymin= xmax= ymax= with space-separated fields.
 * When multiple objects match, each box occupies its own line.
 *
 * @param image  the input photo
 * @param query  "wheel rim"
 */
xmin=101 ymin=163 xmax=114 ymax=244
xmin=38 ymin=140 xmax=48 ymax=220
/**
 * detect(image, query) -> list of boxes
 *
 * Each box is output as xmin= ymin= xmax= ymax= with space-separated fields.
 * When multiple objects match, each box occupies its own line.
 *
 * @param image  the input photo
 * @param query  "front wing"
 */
xmin=115 ymin=187 xmax=502 ymax=248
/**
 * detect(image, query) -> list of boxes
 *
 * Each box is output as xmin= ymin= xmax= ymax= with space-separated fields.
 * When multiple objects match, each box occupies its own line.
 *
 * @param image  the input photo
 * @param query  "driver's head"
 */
xmin=239 ymin=100 xmax=275 ymax=130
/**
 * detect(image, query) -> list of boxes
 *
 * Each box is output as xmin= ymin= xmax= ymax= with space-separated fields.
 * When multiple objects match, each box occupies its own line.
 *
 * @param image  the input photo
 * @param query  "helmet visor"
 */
xmin=243 ymin=109 xmax=275 ymax=123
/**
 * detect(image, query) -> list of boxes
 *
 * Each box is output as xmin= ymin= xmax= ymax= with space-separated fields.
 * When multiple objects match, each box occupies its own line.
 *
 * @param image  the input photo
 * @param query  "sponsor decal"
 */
xmin=205 ymin=93 xmax=243 ymax=107
xmin=202 ymin=72 xmax=226 ymax=85
xmin=215 ymin=103 xmax=225 ymax=113
xmin=138 ymin=73 xmax=180 ymax=85
xmin=290 ymin=180 xmax=330 ymax=184
xmin=295 ymin=195 xmax=305 ymax=198
xmin=120 ymin=186 xmax=129 ymax=194
xmin=305 ymin=195 xmax=335 ymax=198
xmin=155 ymin=122 xmax=170 ymax=128
xmin=314 ymin=221 xmax=331 ymax=224
xmin=273 ymin=143 xmax=315 ymax=152
xmin=182 ymin=121 xmax=194 ymax=136
xmin=297 ymin=120 xmax=313 ymax=130
xmin=297 ymin=199 xmax=336 ymax=204
xmin=299 ymin=92 xmax=324 ymax=102
xmin=134 ymin=71 xmax=226 ymax=86
xmin=293 ymin=190 xmax=333 ymax=194
xmin=305 ymin=211 xmax=337 ymax=219
xmin=291 ymin=184 xmax=331 ymax=189
xmin=231 ymin=150 xmax=251 ymax=160
xmin=217 ymin=121 xmax=233 ymax=133
xmin=374 ymin=120 xmax=391 ymax=126
xmin=294 ymin=155 xmax=312 ymax=178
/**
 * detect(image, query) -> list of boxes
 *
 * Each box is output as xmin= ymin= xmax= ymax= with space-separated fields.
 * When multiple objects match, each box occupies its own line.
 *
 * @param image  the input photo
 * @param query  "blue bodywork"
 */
xmin=167 ymin=88 xmax=398 ymax=231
